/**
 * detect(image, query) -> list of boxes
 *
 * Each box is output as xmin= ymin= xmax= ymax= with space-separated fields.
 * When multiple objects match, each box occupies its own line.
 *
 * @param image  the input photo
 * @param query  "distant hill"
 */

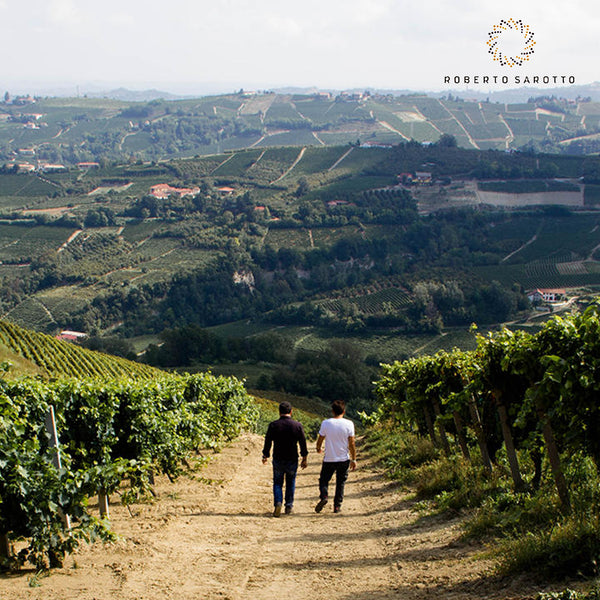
xmin=430 ymin=81 xmax=600 ymax=104
xmin=85 ymin=87 xmax=186 ymax=102
xmin=2 ymin=89 xmax=600 ymax=168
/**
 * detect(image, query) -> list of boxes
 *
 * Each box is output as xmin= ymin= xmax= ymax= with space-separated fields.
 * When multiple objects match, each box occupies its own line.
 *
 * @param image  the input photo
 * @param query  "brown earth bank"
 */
xmin=0 ymin=433 xmax=570 ymax=600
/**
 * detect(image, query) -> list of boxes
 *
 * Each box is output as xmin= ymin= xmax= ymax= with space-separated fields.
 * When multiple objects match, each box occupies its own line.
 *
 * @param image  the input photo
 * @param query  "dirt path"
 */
xmin=270 ymin=147 xmax=306 ymax=183
xmin=438 ymin=100 xmax=479 ymax=150
xmin=329 ymin=147 xmax=354 ymax=171
xmin=2 ymin=434 xmax=545 ymax=600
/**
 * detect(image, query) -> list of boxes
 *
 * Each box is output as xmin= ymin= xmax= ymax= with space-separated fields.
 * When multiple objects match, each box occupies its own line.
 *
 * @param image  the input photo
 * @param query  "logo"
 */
xmin=487 ymin=18 xmax=535 ymax=67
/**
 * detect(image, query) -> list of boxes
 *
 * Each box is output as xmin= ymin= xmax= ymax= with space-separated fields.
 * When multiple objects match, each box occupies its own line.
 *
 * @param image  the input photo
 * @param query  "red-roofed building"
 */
xmin=217 ymin=186 xmax=236 ymax=196
xmin=527 ymin=288 xmax=567 ymax=303
xmin=55 ymin=330 xmax=87 ymax=342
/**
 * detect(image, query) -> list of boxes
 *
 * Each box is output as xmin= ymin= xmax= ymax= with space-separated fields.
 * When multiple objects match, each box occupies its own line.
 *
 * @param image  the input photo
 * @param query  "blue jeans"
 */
xmin=319 ymin=460 xmax=350 ymax=507
xmin=272 ymin=459 xmax=298 ymax=508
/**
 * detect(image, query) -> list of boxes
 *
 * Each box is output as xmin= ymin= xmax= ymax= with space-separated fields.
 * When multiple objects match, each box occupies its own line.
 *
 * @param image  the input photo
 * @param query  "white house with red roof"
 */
xmin=527 ymin=288 xmax=567 ymax=303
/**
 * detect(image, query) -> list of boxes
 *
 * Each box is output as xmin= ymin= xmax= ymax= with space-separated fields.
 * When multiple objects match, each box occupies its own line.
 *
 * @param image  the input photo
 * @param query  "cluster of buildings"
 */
xmin=526 ymin=288 xmax=567 ymax=304
xmin=397 ymin=171 xmax=434 ymax=185
xmin=5 ymin=160 xmax=67 ymax=174
xmin=149 ymin=183 xmax=201 ymax=199
xmin=149 ymin=184 xmax=238 ymax=199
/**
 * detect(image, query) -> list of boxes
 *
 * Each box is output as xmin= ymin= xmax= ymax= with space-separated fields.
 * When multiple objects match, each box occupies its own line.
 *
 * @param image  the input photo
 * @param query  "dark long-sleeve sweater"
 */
xmin=262 ymin=416 xmax=308 ymax=462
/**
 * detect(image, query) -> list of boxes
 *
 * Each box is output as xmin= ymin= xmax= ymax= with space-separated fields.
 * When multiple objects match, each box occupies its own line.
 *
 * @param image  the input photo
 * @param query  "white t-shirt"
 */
xmin=319 ymin=417 xmax=355 ymax=462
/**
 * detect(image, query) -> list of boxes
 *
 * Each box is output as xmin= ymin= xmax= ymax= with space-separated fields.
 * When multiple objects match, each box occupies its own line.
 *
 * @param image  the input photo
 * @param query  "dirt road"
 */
xmin=2 ymin=434 xmax=546 ymax=599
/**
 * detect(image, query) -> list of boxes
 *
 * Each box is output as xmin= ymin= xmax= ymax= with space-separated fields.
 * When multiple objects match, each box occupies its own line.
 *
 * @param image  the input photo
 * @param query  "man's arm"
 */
xmin=262 ymin=424 xmax=273 ymax=464
xmin=348 ymin=436 xmax=357 ymax=471
xmin=298 ymin=424 xmax=309 ymax=469
xmin=316 ymin=434 xmax=325 ymax=453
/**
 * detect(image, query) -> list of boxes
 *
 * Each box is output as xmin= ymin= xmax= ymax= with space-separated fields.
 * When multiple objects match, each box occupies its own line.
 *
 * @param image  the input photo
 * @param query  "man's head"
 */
xmin=331 ymin=399 xmax=346 ymax=416
xmin=279 ymin=401 xmax=293 ymax=416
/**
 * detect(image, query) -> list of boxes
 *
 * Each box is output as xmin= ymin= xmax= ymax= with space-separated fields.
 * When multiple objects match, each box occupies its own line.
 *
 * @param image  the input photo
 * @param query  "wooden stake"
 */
xmin=45 ymin=406 xmax=71 ymax=530
xmin=98 ymin=491 xmax=110 ymax=519
xmin=0 ymin=532 xmax=10 ymax=561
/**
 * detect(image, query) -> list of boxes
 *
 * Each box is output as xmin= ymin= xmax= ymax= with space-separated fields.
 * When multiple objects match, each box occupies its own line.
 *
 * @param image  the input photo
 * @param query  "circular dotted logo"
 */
xmin=487 ymin=18 xmax=535 ymax=67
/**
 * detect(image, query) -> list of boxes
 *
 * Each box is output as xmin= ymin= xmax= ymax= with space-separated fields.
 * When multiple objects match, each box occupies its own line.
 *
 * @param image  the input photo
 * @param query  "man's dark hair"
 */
xmin=279 ymin=401 xmax=293 ymax=415
xmin=331 ymin=399 xmax=346 ymax=416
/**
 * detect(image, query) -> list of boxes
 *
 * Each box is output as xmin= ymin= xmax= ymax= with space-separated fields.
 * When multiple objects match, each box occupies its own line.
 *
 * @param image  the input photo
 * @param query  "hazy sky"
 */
xmin=1 ymin=0 xmax=598 ymax=94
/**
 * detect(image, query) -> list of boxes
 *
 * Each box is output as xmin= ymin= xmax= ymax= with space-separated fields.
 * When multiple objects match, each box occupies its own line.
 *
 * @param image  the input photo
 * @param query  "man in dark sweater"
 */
xmin=262 ymin=401 xmax=308 ymax=517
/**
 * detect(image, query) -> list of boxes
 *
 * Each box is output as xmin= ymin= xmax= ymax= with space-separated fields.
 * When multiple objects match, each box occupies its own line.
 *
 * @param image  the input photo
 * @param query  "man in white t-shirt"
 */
xmin=314 ymin=399 xmax=357 ymax=514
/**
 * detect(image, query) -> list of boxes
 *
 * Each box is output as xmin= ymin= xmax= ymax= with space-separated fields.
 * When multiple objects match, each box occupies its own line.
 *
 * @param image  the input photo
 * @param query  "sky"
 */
xmin=0 ymin=0 xmax=598 ymax=95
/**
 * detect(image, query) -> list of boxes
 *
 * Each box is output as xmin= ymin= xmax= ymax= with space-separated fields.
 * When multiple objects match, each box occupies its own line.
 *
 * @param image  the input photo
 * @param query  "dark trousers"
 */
xmin=272 ymin=459 xmax=298 ymax=508
xmin=318 ymin=460 xmax=350 ymax=507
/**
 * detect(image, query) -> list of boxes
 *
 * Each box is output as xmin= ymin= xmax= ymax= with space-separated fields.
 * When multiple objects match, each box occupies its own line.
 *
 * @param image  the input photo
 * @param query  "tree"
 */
xmin=295 ymin=177 xmax=310 ymax=198
xmin=437 ymin=134 xmax=457 ymax=148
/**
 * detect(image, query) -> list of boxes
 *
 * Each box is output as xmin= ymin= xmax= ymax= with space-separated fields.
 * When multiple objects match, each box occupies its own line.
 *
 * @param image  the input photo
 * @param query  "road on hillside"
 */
xmin=2 ymin=434 xmax=547 ymax=600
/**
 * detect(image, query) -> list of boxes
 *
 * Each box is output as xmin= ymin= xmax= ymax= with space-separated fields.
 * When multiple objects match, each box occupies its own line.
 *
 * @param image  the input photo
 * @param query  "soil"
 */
xmin=1 ymin=434 xmax=558 ymax=600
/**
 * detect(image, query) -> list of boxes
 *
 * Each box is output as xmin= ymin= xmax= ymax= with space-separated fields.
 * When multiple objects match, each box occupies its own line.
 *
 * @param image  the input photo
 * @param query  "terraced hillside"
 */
xmin=1 ymin=92 xmax=598 ymax=166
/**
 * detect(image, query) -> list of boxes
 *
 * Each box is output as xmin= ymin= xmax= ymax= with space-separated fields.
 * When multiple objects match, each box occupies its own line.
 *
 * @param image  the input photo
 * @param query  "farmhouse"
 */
xmin=77 ymin=162 xmax=100 ymax=169
xmin=360 ymin=141 xmax=393 ymax=149
xmin=16 ymin=163 xmax=35 ymax=173
xmin=55 ymin=330 xmax=87 ymax=342
xmin=150 ymin=183 xmax=200 ymax=199
xmin=527 ymin=288 xmax=567 ymax=303
xmin=415 ymin=171 xmax=433 ymax=184
xmin=41 ymin=164 xmax=67 ymax=173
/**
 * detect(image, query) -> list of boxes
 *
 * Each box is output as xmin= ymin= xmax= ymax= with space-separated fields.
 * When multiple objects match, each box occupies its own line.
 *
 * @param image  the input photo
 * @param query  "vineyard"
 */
xmin=0 ymin=319 xmax=158 ymax=379
xmin=0 ymin=370 xmax=258 ymax=570
xmin=474 ymin=260 xmax=600 ymax=290
xmin=317 ymin=286 xmax=411 ymax=316
xmin=373 ymin=303 xmax=600 ymax=577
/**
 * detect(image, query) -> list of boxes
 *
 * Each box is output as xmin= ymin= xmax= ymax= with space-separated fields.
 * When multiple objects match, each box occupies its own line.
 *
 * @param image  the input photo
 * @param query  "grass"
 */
xmin=0 ymin=342 xmax=42 ymax=377
xmin=365 ymin=424 xmax=600 ymax=582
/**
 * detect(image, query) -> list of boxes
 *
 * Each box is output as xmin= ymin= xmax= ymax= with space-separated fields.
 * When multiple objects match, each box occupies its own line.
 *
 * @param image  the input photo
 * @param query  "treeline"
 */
xmin=144 ymin=325 xmax=375 ymax=410
xmin=65 ymin=208 xmax=530 ymax=336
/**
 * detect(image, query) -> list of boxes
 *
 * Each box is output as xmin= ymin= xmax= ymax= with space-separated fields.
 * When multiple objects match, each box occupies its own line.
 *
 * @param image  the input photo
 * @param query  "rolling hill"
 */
xmin=2 ymin=91 xmax=599 ymax=168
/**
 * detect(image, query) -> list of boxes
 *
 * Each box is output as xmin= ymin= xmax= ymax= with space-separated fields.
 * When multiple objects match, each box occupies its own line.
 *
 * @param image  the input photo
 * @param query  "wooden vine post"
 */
xmin=45 ymin=406 xmax=71 ymax=530
xmin=98 ymin=492 xmax=110 ymax=519
xmin=468 ymin=394 xmax=493 ymax=473
xmin=0 ymin=532 xmax=10 ymax=563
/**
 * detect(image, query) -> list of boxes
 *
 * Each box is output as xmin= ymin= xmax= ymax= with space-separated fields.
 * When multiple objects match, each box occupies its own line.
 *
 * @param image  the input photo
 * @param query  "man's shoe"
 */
xmin=315 ymin=498 xmax=328 ymax=513
xmin=284 ymin=505 xmax=293 ymax=515
xmin=333 ymin=505 xmax=342 ymax=513
xmin=273 ymin=503 xmax=282 ymax=517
